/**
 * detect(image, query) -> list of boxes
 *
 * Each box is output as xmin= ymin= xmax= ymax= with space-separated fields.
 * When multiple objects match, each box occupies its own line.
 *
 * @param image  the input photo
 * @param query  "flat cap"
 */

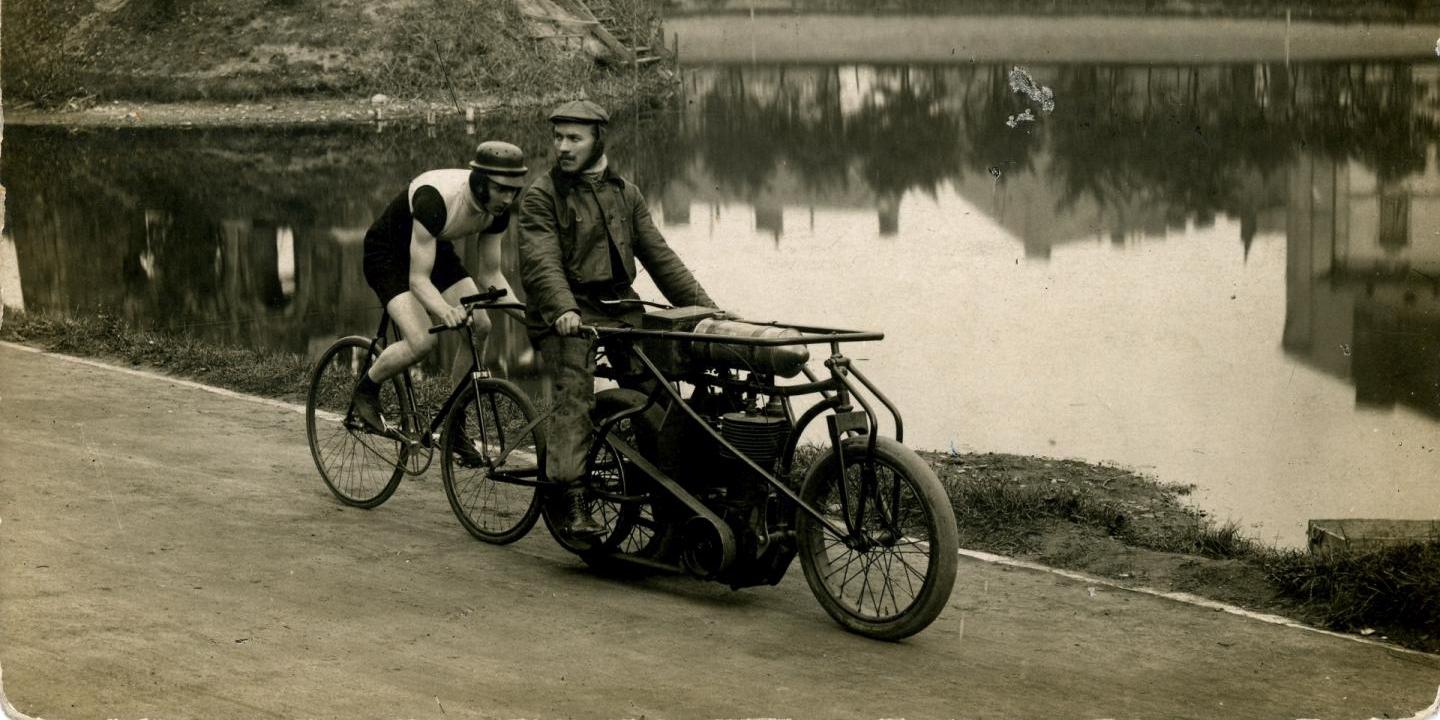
xmin=548 ymin=99 xmax=609 ymax=125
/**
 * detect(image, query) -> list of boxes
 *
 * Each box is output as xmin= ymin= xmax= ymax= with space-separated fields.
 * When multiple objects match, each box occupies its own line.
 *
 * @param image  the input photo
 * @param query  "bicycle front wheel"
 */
xmin=796 ymin=436 xmax=958 ymax=641
xmin=441 ymin=378 xmax=544 ymax=544
xmin=305 ymin=336 xmax=408 ymax=508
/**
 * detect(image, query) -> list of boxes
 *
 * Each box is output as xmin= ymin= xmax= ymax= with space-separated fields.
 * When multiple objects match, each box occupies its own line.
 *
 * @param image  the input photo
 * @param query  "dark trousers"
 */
xmin=539 ymin=333 xmax=597 ymax=487
xmin=535 ymin=288 xmax=646 ymax=487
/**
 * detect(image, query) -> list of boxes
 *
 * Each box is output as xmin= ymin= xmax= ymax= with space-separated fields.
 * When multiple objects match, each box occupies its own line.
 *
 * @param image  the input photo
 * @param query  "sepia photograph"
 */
xmin=2 ymin=0 xmax=1440 ymax=717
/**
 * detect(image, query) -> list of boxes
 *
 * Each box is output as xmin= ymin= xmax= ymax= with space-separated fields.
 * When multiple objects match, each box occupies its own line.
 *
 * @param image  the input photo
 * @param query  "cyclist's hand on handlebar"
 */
xmin=439 ymin=304 xmax=469 ymax=329
xmin=553 ymin=310 xmax=582 ymax=337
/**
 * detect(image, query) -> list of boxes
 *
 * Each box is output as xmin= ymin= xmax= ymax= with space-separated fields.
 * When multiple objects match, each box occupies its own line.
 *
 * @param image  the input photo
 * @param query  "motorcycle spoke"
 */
xmin=851 ymin=550 xmax=886 ymax=615
xmin=822 ymin=546 xmax=865 ymax=584
xmin=894 ymin=548 xmax=919 ymax=599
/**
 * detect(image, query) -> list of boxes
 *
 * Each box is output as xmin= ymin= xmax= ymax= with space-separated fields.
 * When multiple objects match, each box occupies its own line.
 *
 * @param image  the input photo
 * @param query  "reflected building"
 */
xmin=1284 ymin=142 xmax=1440 ymax=417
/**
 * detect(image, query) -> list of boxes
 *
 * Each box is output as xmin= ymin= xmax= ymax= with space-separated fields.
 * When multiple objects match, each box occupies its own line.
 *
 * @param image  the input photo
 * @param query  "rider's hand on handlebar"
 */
xmin=440 ymin=304 xmax=470 ymax=329
xmin=554 ymin=310 xmax=582 ymax=337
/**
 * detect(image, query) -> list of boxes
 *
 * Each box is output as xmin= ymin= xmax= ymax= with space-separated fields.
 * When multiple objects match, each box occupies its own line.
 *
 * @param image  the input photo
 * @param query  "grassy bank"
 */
xmin=3 ymin=0 xmax=675 ymax=109
xmin=923 ymin=452 xmax=1440 ymax=653
xmin=3 ymin=309 xmax=1436 ymax=654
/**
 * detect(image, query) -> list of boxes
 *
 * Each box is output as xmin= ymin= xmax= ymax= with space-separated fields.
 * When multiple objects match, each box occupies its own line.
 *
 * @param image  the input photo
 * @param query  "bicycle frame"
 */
xmin=589 ymin=321 xmax=907 ymax=546
xmin=366 ymin=295 xmax=543 ymax=474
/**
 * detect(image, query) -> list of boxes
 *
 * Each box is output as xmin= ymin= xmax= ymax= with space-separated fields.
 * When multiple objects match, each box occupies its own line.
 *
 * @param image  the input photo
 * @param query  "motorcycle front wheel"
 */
xmin=796 ymin=436 xmax=958 ymax=641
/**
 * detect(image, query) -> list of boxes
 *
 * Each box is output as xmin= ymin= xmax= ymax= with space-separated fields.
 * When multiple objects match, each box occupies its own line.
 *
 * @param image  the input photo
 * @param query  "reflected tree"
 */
xmin=846 ymin=66 xmax=963 ymax=200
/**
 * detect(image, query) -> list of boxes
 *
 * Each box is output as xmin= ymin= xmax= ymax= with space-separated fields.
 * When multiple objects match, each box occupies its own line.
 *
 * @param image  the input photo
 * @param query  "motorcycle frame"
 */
xmin=589 ymin=321 xmax=909 ymax=546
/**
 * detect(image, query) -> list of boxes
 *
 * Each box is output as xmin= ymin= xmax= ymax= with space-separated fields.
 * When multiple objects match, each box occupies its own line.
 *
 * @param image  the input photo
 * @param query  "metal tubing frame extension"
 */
xmin=591 ymin=320 xmax=905 ymax=543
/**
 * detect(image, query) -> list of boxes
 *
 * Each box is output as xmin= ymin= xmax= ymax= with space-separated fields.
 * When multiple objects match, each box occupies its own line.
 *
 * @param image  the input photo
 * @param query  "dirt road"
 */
xmin=2 ymin=342 xmax=1438 ymax=719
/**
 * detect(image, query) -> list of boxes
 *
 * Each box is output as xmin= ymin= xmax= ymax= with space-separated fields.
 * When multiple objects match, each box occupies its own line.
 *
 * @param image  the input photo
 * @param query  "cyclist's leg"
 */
xmin=436 ymin=274 xmax=490 ymax=467
xmin=366 ymin=292 xmax=440 ymax=383
xmin=439 ymin=275 xmax=486 ymax=388
xmin=361 ymin=232 xmax=441 ymax=385
xmin=347 ymin=292 xmax=434 ymax=431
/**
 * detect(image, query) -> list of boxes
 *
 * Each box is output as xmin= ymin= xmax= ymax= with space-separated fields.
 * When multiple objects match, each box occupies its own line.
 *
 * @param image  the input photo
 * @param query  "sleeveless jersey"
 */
xmin=369 ymin=169 xmax=509 ymax=251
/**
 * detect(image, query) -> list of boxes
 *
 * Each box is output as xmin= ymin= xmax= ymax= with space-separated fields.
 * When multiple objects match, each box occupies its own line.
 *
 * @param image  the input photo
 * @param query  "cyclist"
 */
xmin=350 ymin=141 xmax=528 ymax=438
xmin=518 ymin=100 xmax=718 ymax=537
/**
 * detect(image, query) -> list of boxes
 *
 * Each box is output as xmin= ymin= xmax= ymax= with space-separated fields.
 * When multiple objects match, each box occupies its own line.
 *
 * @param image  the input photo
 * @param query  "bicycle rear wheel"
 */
xmin=796 ymin=436 xmax=958 ymax=641
xmin=441 ymin=378 xmax=544 ymax=544
xmin=305 ymin=336 xmax=408 ymax=508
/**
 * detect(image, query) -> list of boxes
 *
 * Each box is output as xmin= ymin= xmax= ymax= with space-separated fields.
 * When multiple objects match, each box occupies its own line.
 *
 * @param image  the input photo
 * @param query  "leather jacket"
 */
xmin=518 ymin=164 xmax=715 ymax=331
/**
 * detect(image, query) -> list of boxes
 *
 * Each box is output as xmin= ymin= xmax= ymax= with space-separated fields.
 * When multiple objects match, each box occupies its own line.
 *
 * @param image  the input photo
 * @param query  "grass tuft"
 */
xmin=1264 ymin=541 xmax=1440 ymax=635
xmin=3 ymin=311 xmax=315 ymax=403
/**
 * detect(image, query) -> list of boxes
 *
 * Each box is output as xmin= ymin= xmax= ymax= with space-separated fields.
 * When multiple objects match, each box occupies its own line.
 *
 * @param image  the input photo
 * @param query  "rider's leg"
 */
xmin=540 ymin=332 xmax=604 ymax=537
xmin=438 ymin=276 xmax=490 ymax=466
xmin=439 ymin=276 xmax=488 ymax=385
xmin=368 ymin=292 xmax=440 ymax=382
xmin=351 ymin=292 xmax=436 ymax=430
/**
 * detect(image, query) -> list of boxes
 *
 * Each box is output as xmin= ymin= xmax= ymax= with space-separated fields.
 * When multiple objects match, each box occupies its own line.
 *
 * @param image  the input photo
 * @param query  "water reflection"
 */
xmin=669 ymin=62 xmax=1436 ymax=253
xmin=0 ymin=118 xmax=675 ymax=375
xmin=1285 ymin=151 xmax=1440 ymax=418
xmin=3 ymin=58 xmax=1438 ymax=543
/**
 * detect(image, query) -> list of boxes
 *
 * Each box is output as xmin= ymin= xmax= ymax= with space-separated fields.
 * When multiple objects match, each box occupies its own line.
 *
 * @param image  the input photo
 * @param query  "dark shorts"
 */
xmin=362 ymin=233 xmax=470 ymax=307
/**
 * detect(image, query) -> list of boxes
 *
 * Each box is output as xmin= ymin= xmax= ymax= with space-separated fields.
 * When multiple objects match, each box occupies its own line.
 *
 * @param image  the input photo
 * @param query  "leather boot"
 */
xmin=560 ymin=486 xmax=604 ymax=538
xmin=350 ymin=383 xmax=386 ymax=434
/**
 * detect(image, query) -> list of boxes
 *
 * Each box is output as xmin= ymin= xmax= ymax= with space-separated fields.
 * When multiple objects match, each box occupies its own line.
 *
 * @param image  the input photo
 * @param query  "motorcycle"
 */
xmin=440 ymin=300 xmax=959 ymax=641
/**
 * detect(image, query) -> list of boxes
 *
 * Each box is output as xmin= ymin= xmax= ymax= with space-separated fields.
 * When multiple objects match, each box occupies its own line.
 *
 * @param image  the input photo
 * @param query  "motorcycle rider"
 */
xmin=517 ymin=100 xmax=718 ymax=537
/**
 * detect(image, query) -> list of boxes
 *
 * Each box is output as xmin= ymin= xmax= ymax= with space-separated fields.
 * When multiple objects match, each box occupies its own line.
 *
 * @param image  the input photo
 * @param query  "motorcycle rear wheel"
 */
xmin=543 ymin=389 xmax=672 ymax=563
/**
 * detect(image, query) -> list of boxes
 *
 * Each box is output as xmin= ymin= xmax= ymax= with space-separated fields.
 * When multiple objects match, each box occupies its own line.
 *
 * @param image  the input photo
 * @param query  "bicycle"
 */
xmin=304 ymin=288 xmax=546 ymax=543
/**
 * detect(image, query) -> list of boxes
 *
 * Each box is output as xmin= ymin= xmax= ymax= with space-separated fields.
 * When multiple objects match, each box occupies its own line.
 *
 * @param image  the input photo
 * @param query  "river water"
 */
xmin=3 ymin=17 xmax=1438 ymax=546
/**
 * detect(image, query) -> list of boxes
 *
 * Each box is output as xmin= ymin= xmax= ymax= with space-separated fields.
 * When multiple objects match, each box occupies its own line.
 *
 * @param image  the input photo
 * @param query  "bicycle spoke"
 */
xmin=895 ymin=548 xmax=919 ymax=599
xmin=848 ymin=547 xmax=885 ymax=610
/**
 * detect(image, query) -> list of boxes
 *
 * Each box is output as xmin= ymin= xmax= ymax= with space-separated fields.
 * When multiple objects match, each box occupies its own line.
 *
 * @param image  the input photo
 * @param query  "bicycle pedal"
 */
xmin=376 ymin=421 xmax=408 ymax=443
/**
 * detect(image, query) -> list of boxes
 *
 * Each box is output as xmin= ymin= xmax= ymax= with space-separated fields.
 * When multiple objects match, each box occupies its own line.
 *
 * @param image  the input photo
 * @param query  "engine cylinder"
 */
xmin=719 ymin=411 xmax=790 ymax=469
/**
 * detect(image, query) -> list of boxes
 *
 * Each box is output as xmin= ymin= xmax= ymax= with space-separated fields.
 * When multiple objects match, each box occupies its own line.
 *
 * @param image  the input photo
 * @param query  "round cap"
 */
xmin=468 ymin=141 xmax=528 ymax=187
xmin=547 ymin=99 xmax=610 ymax=125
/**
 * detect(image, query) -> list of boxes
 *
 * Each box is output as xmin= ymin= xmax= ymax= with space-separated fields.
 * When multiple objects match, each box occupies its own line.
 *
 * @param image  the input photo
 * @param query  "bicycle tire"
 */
xmin=441 ymin=378 xmax=545 ymax=544
xmin=796 ymin=436 xmax=958 ymax=641
xmin=305 ymin=336 xmax=408 ymax=508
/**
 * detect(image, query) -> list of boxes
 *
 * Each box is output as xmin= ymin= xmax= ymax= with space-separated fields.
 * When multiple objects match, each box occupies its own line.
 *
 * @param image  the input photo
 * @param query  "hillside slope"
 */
xmin=3 ymin=0 xmax=671 ymax=107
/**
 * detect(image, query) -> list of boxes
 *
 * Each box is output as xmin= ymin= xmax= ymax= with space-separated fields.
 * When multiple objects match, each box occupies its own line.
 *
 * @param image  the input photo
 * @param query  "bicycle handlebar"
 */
xmin=427 ymin=287 xmax=527 ymax=335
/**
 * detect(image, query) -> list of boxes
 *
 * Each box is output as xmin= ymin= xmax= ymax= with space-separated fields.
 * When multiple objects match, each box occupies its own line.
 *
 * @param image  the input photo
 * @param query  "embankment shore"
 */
xmin=666 ymin=14 xmax=1438 ymax=63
